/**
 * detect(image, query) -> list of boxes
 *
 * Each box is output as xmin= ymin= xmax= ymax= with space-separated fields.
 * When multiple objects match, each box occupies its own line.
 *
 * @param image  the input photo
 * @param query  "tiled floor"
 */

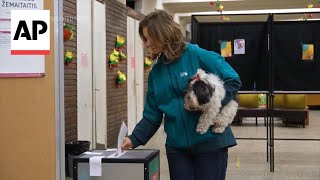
xmin=232 ymin=113 xmax=320 ymax=140
xmin=140 ymin=110 xmax=320 ymax=180
xmin=67 ymin=111 xmax=320 ymax=179
xmin=227 ymin=140 xmax=320 ymax=180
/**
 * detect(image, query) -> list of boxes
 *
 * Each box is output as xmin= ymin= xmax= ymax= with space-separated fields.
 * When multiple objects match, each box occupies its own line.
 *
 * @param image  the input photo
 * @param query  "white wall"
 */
xmin=179 ymin=19 xmax=187 ymax=38
xmin=143 ymin=0 xmax=157 ymax=14
xmin=135 ymin=0 xmax=166 ymax=15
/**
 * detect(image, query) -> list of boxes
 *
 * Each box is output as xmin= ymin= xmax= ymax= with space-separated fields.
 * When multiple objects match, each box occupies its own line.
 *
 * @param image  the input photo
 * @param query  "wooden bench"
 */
xmin=273 ymin=108 xmax=309 ymax=128
xmin=234 ymin=94 xmax=309 ymax=127
xmin=234 ymin=107 xmax=268 ymax=126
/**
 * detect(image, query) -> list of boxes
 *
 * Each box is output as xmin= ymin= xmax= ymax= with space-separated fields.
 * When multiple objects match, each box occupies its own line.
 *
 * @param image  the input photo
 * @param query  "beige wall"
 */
xmin=135 ymin=0 xmax=167 ymax=15
xmin=0 ymin=1 xmax=56 ymax=180
xmin=117 ymin=0 xmax=126 ymax=4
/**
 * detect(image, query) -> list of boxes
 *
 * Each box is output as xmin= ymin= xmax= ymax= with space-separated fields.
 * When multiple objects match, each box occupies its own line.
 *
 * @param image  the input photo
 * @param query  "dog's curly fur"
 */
xmin=184 ymin=69 xmax=238 ymax=134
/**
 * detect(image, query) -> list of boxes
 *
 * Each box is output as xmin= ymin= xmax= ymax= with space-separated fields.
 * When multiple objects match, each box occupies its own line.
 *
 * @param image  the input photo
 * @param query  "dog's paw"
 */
xmin=214 ymin=119 xmax=227 ymax=127
xmin=196 ymin=124 xmax=208 ymax=134
xmin=213 ymin=127 xmax=225 ymax=133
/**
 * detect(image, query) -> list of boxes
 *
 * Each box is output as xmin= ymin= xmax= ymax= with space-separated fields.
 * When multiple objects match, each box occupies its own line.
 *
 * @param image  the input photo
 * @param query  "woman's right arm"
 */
xmin=126 ymin=71 xmax=163 ymax=148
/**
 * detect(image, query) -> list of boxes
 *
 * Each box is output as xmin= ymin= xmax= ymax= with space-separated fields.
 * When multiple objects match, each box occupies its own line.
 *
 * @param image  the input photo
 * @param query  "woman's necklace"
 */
xmin=154 ymin=52 xmax=171 ymax=64
xmin=155 ymin=52 xmax=162 ymax=60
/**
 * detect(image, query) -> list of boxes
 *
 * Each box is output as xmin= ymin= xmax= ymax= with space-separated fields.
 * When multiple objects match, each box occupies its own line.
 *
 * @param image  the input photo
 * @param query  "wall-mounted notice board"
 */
xmin=0 ymin=0 xmax=45 ymax=77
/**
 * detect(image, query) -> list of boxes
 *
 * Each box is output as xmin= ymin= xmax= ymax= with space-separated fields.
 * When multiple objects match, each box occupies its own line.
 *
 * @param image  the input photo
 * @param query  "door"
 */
xmin=127 ymin=17 xmax=144 ymax=134
xmin=77 ymin=0 xmax=93 ymax=146
xmin=92 ymin=0 xmax=107 ymax=147
xmin=77 ymin=0 xmax=107 ymax=149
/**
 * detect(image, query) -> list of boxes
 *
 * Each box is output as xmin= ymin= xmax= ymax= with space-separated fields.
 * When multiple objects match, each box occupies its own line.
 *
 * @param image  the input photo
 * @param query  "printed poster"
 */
xmin=302 ymin=44 xmax=314 ymax=60
xmin=234 ymin=39 xmax=245 ymax=54
xmin=0 ymin=0 xmax=45 ymax=77
xmin=220 ymin=41 xmax=232 ymax=58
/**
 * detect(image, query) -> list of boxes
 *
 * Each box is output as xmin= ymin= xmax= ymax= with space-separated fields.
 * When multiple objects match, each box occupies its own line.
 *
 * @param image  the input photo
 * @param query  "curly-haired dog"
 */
xmin=184 ymin=69 xmax=238 ymax=134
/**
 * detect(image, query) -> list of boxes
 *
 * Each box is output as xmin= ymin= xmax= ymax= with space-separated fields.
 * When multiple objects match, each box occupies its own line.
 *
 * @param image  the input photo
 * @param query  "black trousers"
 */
xmin=167 ymin=148 xmax=228 ymax=180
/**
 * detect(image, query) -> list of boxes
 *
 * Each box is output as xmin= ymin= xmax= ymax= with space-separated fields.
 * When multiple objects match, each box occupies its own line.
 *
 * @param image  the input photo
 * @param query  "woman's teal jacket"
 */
xmin=129 ymin=43 xmax=242 ymax=153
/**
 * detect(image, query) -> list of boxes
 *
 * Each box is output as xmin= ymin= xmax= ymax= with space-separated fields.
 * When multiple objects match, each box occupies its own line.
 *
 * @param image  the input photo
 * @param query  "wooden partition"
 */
xmin=0 ymin=1 xmax=58 ymax=180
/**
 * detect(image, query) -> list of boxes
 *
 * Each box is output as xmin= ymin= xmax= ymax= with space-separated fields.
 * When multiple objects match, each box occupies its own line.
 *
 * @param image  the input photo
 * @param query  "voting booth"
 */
xmin=73 ymin=149 xmax=160 ymax=180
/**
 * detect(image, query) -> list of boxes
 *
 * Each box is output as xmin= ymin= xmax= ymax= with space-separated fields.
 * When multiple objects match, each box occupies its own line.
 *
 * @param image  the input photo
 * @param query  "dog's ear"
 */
xmin=187 ymin=77 xmax=194 ymax=85
xmin=184 ymin=77 xmax=194 ymax=95
xmin=192 ymin=80 xmax=214 ymax=105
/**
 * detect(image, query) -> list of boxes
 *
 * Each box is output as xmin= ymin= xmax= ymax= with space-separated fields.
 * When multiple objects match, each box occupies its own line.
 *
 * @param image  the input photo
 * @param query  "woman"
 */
xmin=121 ymin=10 xmax=241 ymax=180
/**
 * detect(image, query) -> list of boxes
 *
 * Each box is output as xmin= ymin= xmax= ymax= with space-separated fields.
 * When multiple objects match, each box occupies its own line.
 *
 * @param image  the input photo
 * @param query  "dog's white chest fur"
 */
xmin=184 ymin=69 xmax=238 ymax=134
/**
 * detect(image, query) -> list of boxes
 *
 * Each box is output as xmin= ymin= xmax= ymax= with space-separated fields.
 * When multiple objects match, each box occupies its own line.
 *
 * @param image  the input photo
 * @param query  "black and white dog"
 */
xmin=184 ymin=69 xmax=238 ymax=134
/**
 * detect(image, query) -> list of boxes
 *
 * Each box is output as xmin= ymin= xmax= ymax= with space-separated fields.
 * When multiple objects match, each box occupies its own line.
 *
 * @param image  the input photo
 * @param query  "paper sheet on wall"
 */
xmin=89 ymin=156 xmax=105 ymax=176
xmin=131 ymin=57 xmax=135 ymax=69
xmin=234 ymin=39 xmax=245 ymax=55
xmin=0 ymin=0 xmax=45 ymax=77
xmin=80 ymin=51 xmax=89 ymax=67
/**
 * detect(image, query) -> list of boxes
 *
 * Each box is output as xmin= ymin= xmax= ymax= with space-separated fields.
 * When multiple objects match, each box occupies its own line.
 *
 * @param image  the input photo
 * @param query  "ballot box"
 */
xmin=73 ymin=149 xmax=160 ymax=180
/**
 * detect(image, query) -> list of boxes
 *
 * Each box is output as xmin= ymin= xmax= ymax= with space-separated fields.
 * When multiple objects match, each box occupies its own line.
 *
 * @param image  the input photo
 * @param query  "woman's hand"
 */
xmin=121 ymin=137 xmax=133 ymax=150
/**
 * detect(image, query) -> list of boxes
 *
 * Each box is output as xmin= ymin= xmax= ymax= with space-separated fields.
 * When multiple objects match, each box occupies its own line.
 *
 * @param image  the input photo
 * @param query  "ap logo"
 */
xmin=11 ymin=10 xmax=50 ymax=55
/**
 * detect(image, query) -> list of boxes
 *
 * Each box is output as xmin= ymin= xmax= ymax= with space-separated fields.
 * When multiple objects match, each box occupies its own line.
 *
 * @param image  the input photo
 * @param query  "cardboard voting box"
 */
xmin=73 ymin=149 xmax=160 ymax=180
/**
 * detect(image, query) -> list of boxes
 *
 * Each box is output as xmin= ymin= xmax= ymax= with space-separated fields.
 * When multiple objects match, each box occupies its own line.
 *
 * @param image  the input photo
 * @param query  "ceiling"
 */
xmin=161 ymin=0 xmax=320 ymax=23
xmin=164 ymin=0 xmax=311 ymax=13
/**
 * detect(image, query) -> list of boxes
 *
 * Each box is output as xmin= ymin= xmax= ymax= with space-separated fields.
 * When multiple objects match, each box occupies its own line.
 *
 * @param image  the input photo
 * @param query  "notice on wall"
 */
xmin=234 ymin=39 xmax=245 ymax=55
xmin=130 ymin=57 xmax=135 ymax=69
xmin=220 ymin=41 xmax=232 ymax=58
xmin=81 ymin=51 xmax=89 ymax=67
xmin=0 ymin=0 xmax=45 ymax=77
xmin=302 ymin=44 xmax=314 ymax=61
xmin=220 ymin=41 xmax=232 ymax=57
